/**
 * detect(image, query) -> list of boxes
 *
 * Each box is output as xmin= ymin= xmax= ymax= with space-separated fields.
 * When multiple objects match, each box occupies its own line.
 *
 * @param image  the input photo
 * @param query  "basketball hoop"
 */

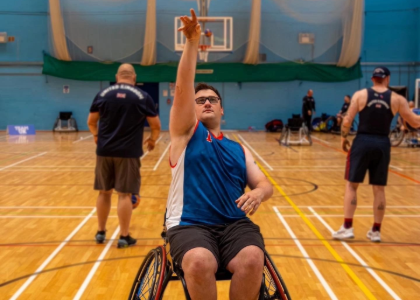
xmin=198 ymin=45 xmax=211 ymax=62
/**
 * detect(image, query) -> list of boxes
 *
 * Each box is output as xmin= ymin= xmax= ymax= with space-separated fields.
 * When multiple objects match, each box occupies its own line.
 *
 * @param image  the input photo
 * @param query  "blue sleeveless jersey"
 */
xmin=166 ymin=122 xmax=247 ymax=229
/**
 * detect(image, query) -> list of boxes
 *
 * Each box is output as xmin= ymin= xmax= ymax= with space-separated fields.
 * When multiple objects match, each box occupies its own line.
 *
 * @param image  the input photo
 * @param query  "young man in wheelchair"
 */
xmin=166 ymin=9 xmax=273 ymax=300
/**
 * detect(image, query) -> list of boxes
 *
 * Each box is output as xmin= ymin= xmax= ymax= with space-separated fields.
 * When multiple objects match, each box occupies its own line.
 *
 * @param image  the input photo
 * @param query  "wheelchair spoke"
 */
xmin=137 ymin=256 xmax=157 ymax=299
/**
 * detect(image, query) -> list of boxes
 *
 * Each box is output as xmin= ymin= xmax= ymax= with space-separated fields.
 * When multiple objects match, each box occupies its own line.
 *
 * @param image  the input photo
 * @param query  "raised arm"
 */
xmin=235 ymin=146 xmax=273 ymax=216
xmin=397 ymin=95 xmax=420 ymax=128
xmin=170 ymin=9 xmax=201 ymax=138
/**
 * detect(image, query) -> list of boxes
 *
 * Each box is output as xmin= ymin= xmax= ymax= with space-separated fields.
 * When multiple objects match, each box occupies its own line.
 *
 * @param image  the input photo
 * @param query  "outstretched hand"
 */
xmin=178 ymin=9 xmax=201 ymax=41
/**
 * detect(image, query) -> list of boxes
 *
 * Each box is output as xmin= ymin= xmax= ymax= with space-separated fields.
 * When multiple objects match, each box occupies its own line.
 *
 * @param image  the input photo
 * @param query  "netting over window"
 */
xmin=48 ymin=0 xmax=363 ymax=65
xmin=55 ymin=0 xmax=147 ymax=62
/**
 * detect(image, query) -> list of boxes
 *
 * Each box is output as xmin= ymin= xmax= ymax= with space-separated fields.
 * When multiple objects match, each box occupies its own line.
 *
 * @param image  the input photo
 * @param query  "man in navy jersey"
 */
xmin=333 ymin=67 xmax=420 ymax=242
xmin=166 ymin=9 xmax=273 ymax=300
xmin=87 ymin=64 xmax=161 ymax=248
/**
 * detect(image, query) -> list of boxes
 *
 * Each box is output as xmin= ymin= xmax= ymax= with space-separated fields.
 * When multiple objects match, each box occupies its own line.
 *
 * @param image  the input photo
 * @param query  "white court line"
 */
xmin=389 ymin=165 xmax=404 ymax=171
xmin=225 ymin=134 xmax=230 ymax=139
xmin=9 ymin=208 xmax=96 ymax=300
xmin=309 ymin=207 xmax=401 ymax=300
xmin=311 ymin=136 xmax=331 ymax=144
xmin=273 ymin=207 xmax=337 ymax=299
xmin=153 ymin=142 xmax=171 ymax=171
xmin=0 ymin=152 xmax=47 ymax=172
xmin=237 ymin=134 xmax=273 ymax=170
xmin=72 ymin=135 xmax=93 ymax=144
xmin=73 ymin=226 xmax=120 ymax=300
xmin=141 ymin=135 xmax=163 ymax=160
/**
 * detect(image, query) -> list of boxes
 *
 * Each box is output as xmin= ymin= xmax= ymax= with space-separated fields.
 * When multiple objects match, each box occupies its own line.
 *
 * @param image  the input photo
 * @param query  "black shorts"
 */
xmin=167 ymin=218 xmax=265 ymax=270
xmin=94 ymin=156 xmax=141 ymax=194
xmin=345 ymin=134 xmax=391 ymax=186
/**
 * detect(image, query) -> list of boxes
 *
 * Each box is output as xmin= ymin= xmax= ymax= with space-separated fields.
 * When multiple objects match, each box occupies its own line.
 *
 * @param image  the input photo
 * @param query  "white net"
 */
xmin=198 ymin=45 xmax=210 ymax=62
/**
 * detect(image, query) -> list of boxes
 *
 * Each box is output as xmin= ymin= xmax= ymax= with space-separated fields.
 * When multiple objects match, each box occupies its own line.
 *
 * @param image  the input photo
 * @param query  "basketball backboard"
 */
xmin=174 ymin=16 xmax=233 ymax=53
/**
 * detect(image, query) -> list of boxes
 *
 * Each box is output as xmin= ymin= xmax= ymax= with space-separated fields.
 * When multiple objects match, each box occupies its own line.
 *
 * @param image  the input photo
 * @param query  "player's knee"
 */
xmin=235 ymin=246 xmax=264 ymax=274
xmin=183 ymin=249 xmax=217 ymax=277
xmin=348 ymin=182 xmax=359 ymax=190
xmin=99 ymin=189 xmax=113 ymax=195
xmin=372 ymin=185 xmax=385 ymax=192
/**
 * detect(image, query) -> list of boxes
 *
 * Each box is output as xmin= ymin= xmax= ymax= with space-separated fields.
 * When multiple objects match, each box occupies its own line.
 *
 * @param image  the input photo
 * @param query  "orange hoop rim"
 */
xmin=199 ymin=44 xmax=211 ymax=51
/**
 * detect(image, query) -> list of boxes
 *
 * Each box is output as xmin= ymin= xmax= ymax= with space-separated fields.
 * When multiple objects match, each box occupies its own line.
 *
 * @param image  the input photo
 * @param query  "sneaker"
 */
xmin=367 ymin=230 xmax=381 ymax=242
xmin=117 ymin=235 xmax=137 ymax=248
xmin=95 ymin=231 xmax=106 ymax=244
xmin=131 ymin=194 xmax=141 ymax=209
xmin=332 ymin=225 xmax=354 ymax=240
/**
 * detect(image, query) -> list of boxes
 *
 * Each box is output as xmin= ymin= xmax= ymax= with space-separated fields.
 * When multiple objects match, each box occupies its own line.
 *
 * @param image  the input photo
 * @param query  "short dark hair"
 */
xmin=345 ymin=95 xmax=351 ymax=99
xmin=195 ymin=83 xmax=222 ymax=107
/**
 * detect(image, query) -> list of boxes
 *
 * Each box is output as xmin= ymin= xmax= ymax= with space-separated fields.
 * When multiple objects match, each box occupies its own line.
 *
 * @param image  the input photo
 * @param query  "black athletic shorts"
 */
xmin=345 ymin=134 xmax=391 ymax=186
xmin=167 ymin=218 xmax=265 ymax=271
xmin=94 ymin=156 xmax=141 ymax=194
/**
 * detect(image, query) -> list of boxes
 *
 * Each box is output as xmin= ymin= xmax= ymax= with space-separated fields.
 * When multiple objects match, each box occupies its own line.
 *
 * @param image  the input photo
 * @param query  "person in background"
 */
xmin=336 ymin=95 xmax=351 ymax=127
xmin=87 ymin=64 xmax=161 ymax=248
xmin=302 ymin=89 xmax=316 ymax=131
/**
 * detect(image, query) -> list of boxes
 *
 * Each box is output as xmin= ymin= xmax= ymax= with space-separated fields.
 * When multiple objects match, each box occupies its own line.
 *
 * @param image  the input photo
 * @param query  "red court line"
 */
xmin=312 ymin=139 xmax=420 ymax=185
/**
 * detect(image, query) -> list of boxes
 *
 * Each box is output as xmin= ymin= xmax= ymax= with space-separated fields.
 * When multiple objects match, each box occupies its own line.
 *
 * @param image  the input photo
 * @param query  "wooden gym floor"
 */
xmin=0 ymin=131 xmax=419 ymax=300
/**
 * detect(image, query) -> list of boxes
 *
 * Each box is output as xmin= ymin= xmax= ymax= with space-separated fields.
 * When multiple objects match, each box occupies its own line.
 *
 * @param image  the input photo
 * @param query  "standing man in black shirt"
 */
xmin=87 ymin=64 xmax=161 ymax=248
xmin=333 ymin=67 xmax=420 ymax=242
xmin=302 ymin=89 xmax=316 ymax=131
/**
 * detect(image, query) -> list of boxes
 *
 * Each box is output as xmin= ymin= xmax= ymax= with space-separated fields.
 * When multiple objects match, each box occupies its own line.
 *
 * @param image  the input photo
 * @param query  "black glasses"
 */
xmin=195 ymin=96 xmax=220 ymax=105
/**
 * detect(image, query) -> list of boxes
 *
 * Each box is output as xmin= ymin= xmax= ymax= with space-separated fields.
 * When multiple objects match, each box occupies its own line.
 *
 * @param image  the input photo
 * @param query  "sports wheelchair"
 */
xmin=279 ymin=114 xmax=312 ymax=146
xmin=389 ymin=114 xmax=420 ymax=147
xmin=128 ymin=228 xmax=291 ymax=300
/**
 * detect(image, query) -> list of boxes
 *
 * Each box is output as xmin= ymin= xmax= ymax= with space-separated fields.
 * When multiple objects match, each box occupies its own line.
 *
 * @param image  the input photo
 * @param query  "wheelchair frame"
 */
xmin=128 ymin=231 xmax=292 ymax=300
xmin=279 ymin=122 xmax=312 ymax=146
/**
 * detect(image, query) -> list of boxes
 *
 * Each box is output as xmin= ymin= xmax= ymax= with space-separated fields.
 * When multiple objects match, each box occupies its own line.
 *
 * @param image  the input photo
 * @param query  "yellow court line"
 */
xmin=232 ymin=134 xmax=377 ymax=300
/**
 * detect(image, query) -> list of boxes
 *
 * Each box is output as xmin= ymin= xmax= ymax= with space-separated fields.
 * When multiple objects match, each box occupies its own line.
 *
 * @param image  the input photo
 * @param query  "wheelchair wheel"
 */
xmin=389 ymin=127 xmax=404 ymax=147
xmin=325 ymin=116 xmax=337 ymax=133
xmin=128 ymin=246 xmax=170 ymax=300
xmin=261 ymin=253 xmax=292 ymax=300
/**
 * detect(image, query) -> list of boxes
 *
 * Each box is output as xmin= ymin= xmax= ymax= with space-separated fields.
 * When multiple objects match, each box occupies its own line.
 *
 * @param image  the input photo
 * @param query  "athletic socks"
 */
xmin=372 ymin=223 xmax=381 ymax=232
xmin=344 ymin=218 xmax=353 ymax=229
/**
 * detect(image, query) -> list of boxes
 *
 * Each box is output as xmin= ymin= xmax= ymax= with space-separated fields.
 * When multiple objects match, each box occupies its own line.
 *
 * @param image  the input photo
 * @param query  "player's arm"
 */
xmin=341 ymin=91 xmax=359 ymax=152
xmin=144 ymin=94 xmax=161 ymax=151
xmin=235 ymin=146 xmax=273 ymax=216
xmin=397 ymin=95 xmax=420 ymax=128
xmin=87 ymin=94 xmax=100 ymax=143
xmin=145 ymin=116 xmax=161 ymax=151
xmin=87 ymin=112 xmax=99 ymax=136
xmin=169 ymin=9 xmax=201 ymax=139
